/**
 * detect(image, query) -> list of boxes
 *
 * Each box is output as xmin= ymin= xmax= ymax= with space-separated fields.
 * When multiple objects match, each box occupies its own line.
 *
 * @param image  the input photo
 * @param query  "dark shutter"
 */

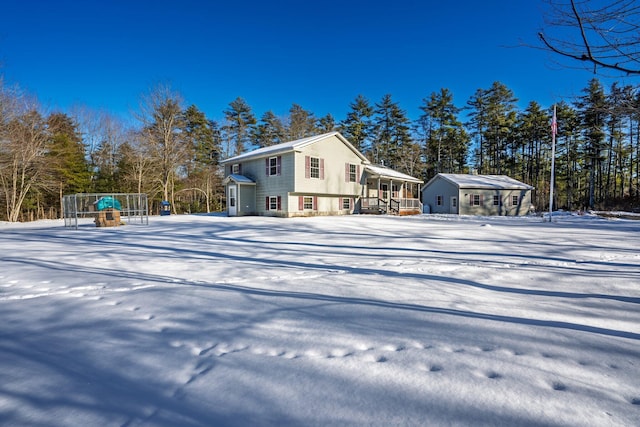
xmin=345 ymin=163 xmax=349 ymax=182
xmin=320 ymin=158 xmax=324 ymax=180
xmin=277 ymin=196 xmax=282 ymax=210
xmin=305 ymin=156 xmax=310 ymax=178
xmin=299 ymin=196 xmax=304 ymax=210
xmin=265 ymin=158 xmax=270 ymax=176
xmin=266 ymin=197 xmax=270 ymax=210
xmin=276 ymin=156 xmax=282 ymax=176
xmin=313 ymin=196 xmax=317 ymax=211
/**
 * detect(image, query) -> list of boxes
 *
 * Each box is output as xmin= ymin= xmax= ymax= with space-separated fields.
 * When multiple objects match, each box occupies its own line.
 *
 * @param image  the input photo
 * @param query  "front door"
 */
xmin=450 ymin=196 xmax=458 ymax=214
xmin=380 ymin=183 xmax=389 ymax=201
xmin=228 ymin=185 xmax=237 ymax=216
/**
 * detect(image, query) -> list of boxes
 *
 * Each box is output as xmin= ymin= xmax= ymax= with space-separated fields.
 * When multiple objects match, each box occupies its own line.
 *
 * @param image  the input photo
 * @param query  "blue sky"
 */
xmin=0 ymin=0 xmax=629 ymax=124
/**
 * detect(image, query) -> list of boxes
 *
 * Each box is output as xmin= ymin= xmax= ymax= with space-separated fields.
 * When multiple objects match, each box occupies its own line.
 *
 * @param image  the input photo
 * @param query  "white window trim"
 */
xmin=349 ymin=164 xmax=357 ymax=182
xmin=269 ymin=196 xmax=278 ymax=210
xmin=303 ymin=196 xmax=314 ymax=210
xmin=310 ymin=157 xmax=320 ymax=179
xmin=269 ymin=157 xmax=278 ymax=176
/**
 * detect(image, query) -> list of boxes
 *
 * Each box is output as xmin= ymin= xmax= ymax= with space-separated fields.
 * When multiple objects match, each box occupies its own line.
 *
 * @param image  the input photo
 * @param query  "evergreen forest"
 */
xmin=1 ymin=77 xmax=639 ymax=222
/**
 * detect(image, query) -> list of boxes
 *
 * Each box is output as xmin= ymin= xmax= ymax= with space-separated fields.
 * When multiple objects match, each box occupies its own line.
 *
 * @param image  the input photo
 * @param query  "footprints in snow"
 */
xmin=552 ymin=381 xmax=567 ymax=391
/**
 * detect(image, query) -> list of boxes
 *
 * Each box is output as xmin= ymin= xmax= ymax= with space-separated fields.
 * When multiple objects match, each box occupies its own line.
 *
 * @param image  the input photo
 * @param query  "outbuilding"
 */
xmin=421 ymin=173 xmax=535 ymax=216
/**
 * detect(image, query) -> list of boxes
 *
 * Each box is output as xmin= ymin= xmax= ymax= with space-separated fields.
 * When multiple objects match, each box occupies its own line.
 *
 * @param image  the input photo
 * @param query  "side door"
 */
xmin=228 ymin=185 xmax=237 ymax=216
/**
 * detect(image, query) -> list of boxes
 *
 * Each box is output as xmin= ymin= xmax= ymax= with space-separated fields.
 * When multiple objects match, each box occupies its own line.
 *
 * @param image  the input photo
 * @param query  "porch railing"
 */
xmin=360 ymin=197 xmax=387 ymax=214
xmin=395 ymin=198 xmax=422 ymax=210
xmin=360 ymin=197 xmax=422 ymax=215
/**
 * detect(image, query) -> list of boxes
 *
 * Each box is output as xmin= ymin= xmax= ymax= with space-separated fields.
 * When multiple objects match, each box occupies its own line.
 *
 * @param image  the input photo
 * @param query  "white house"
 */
xmin=421 ymin=173 xmax=535 ymax=216
xmin=221 ymin=132 xmax=423 ymax=217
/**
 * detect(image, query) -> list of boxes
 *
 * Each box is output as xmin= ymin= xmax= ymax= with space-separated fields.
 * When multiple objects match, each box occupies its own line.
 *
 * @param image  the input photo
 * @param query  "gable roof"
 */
xmin=220 ymin=131 xmax=369 ymax=164
xmin=432 ymin=173 xmax=534 ymax=190
xmin=365 ymin=164 xmax=423 ymax=184
xmin=222 ymin=174 xmax=256 ymax=185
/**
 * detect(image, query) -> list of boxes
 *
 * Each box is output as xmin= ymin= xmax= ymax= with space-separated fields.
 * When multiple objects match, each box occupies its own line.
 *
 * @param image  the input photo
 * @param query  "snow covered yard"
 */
xmin=1 ymin=213 xmax=639 ymax=427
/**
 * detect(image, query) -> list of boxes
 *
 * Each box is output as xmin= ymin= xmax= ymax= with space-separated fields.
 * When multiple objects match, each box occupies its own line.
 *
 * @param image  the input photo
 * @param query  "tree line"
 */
xmin=1 ymin=76 xmax=639 ymax=222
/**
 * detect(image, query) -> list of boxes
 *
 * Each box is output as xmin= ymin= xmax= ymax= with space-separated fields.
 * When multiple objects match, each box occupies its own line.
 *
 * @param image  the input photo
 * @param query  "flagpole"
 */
xmin=549 ymin=105 xmax=557 ymax=222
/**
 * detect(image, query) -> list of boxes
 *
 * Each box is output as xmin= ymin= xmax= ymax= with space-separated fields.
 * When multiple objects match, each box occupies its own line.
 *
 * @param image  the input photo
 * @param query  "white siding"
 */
xmin=294 ymin=135 xmax=363 ymax=195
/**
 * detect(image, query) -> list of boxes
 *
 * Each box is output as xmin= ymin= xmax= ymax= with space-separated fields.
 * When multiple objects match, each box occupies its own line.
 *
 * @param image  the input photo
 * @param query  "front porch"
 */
xmin=361 ymin=164 xmax=423 ymax=215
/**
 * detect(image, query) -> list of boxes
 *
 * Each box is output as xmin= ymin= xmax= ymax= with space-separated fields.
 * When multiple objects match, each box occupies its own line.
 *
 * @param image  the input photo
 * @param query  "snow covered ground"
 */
xmin=1 ymin=213 xmax=639 ymax=427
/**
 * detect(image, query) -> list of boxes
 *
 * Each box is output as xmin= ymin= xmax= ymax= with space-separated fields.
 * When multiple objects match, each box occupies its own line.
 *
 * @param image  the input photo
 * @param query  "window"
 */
xmin=344 ymin=164 xmax=357 ymax=182
xmin=310 ymin=157 xmax=320 ymax=178
xmin=470 ymin=194 xmax=483 ymax=206
xmin=269 ymin=196 xmax=278 ymax=210
xmin=345 ymin=163 xmax=359 ymax=182
xmin=493 ymin=195 xmax=500 ymax=206
xmin=266 ymin=196 xmax=281 ymax=211
xmin=436 ymin=195 xmax=443 ymax=206
xmin=512 ymin=195 xmax=519 ymax=206
xmin=304 ymin=196 xmax=314 ymax=210
xmin=298 ymin=195 xmax=317 ymax=211
xmin=266 ymin=156 xmax=281 ymax=176
xmin=232 ymin=163 xmax=240 ymax=174
xmin=342 ymin=198 xmax=351 ymax=210
xmin=305 ymin=156 xmax=324 ymax=179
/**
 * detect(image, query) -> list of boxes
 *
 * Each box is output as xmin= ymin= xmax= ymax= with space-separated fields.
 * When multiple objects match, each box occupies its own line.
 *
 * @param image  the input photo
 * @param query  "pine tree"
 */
xmin=287 ymin=104 xmax=317 ymax=140
xmin=181 ymin=105 xmax=222 ymax=213
xmin=223 ymin=97 xmax=256 ymax=156
xmin=317 ymin=113 xmax=336 ymax=133
xmin=184 ymin=105 xmax=220 ymax=169
xmin=466 ymin=88 xmax=489 ymax=173
xmin=484 ymin=82 xmax=518 ymax=175
xmin=255 ymin=110 xmax=286 ymax=147
xmin=371 ymin=94 xmax=412 ymax=170
xmin=46 ymin=112 xmax=91 ymax=217
xmin=515 ymin=102 xmax=551 ymax=209
xmin=418 ymin=88 xmax=469 ymax=177
xmin=467 ymin=83 xmax=518 ymax=175
xmin=554 ymin=101 xmax=581 ymax=210
xmin=339 ymin=94 xmax=373 ymax=152
xmin=576 ymin=78 xmax=607 ymax=208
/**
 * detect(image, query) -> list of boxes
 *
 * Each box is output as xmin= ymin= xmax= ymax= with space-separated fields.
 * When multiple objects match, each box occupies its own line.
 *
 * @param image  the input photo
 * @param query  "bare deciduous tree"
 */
xmin=120 ymin=130 xmax=155 ymax=197
xmin=0 ymin=83 xmax=51 ymax=222
xmin=135 ymin=84 xmax=187 ymax=206
xmin=538 ymin=0 xmax=640 ymax=75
